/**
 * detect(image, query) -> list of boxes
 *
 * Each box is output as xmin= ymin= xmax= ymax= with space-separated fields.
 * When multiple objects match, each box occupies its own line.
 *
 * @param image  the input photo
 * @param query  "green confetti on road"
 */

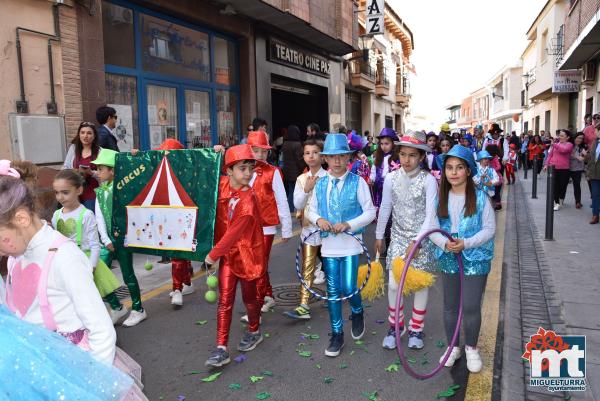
xmin=315 ymin=364 xmax=321 ymax=369
xmin=371 ymin=331 xmax=377 ymax=335
xmin=436 ymin=384 xmax=461 ymax=398
xmin=262 ymin=371 xmax=274 ymax=377
xmin=195 ymin=320 xmax=208 ymax=325
xmin=421 ymin=359 xmax=429 ymax=365
xmin=350 ymin=350 xmax=355 ymax=356
xmin=298 ymin=350 xmax=312 ymax=357
xmin=201 ymin=372 xmax=222 ymax=382
xmin=159 ymin=397 xmax=164 ymax=400
xmin=187 ymin=370 xmax=202 ymax=375
xmin=301 ymin=332 xmax=320 ymax=339
xmin=385 ymin=363 xmax=399 ymax=372
xmin=355 ymin=340 xmax=364 ymax=345
xmin=250 ymin=376 xmax=264 ymax=383
xmin=407 ymin=357 xmax=417 ymax=364
xmin=339 ymin=362 xmax=348 ymax=369
xmin=362 ymin=391 xmax=379 ymax=401
xmin=436 ymin=340 xmax=445 ymax=348
xmin=228 ymin=383 xmax=241 ymax=390
xmin=264 ymin=333 xmax=270 ymax=338
xmin=323 ymin=377 xmax=334 ymax=384
xmin=565 ymin=396 xmax=571 ymax=401
xmin=449 ymin=385 xmax=460 ymax=391
xmin=256 ymin=392 xmax=271 ymax=400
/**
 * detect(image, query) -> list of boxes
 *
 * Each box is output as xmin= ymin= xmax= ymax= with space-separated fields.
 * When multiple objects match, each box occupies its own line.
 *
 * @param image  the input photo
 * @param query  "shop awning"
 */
xmin=560 ymin=16 xmax=600 ymax=70
xmin=212 ymin=0 xmax=356 ymax=56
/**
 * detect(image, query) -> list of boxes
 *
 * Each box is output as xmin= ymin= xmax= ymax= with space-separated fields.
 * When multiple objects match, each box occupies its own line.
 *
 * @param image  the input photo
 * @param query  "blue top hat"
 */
xmin=377 ymin=127 xmax=398 ymax=141
xmin=476 ymin=150 xmax=492 ymax=161
xmin=321 ymin=133 xmax=353 ymax=155
xmin=439 ymin=145 xmax=478 ymax=175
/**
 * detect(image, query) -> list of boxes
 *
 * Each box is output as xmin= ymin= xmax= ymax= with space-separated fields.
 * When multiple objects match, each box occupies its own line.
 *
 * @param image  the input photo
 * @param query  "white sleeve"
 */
xmin=375 ymin=175 xmax=393 ymax=239
xmin=305 ymin=183 xmax=322 ymax=225
xmin=62 ymin=145 xmax=75 ymax=169
xmin=55 ymin=246 xmax=116 ymax=364
xmin=95 ymin=202 xmax=112 ymax=247
xmin=503 ymin=141 xmax=510 ymax=161
xmin=369 ymin=164 xmax=376 ymax=182
xmin=272 ymin=169 xmax=293 ymax=238
xmin=83 ymin=211 xmax=101 ymax=268
xmin=415 ymin=174 xmax=439 ymax=240
xmin=464 ymin=197 xmax=496 ymax=249
xmin=347 ymin=179 xmax=377 ymax=231
xmin=473 ymin=173 xmax=481 ymax=186
xmin=293 ymin=175 xmax=309 ymax=211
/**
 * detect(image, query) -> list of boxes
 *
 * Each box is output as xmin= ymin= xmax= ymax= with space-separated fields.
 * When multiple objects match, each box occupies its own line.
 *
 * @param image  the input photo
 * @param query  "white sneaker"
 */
xmin=439 ymin=346 xmax=461 ymax=367
xmin=169 ymin=283 xmax=195 ymax=297
xmin=171 ymin=290 xmax=183 ymax=306
xmin=122 ymin=309 xmax=147 ymax=327
xmin=181 ymin=283 xmax=195 ymax=295
xmin=382 ymin=326 xmax=406 ymax=349
xmin=313 ymin=269 xmax=326 ymax=285
xmin=465 ymin=346 xmax=483 ymax=373
xmin=261 ymin=296 xmax=276 ymax=312
xmin=240 ymin=314 xmax=262 ymax=324
xmin=109 ymin=306 xmax=128 ymax=325
xmin=553 ymin=202 xmax=561 ymax=211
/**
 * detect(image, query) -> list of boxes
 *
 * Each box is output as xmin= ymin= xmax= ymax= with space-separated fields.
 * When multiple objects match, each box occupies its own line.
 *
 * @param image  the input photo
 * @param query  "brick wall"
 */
xmin=59 ymin=5 xmax=82 ymax=143
xmin=563 ymin=0 xmax=600 ymax=53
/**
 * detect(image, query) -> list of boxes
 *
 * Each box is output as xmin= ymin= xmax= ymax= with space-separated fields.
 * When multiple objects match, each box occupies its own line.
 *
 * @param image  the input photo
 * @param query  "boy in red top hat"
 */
xmin=204 ymin=144 xmax=265 ymax=368
xmin=241 ymin=131 xmax=292 ymax=319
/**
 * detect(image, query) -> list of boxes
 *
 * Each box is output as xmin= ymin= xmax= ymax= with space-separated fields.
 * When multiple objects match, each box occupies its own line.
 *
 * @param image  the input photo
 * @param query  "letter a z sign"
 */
xmin=366 ymin=0 xmax=384 ymax=35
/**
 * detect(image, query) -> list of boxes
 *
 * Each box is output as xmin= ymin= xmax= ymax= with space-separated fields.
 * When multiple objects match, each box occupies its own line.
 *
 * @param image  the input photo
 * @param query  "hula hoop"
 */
xmin=295 ymin=229 xmax=372 ymax=302
xmin=395 ymin=229 xmax=464 ymax=380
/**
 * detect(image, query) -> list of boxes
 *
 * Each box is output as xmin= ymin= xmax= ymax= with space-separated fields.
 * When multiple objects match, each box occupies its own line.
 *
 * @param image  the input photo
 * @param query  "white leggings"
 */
xmin=387 ymin=272 xmax=429 ymax=332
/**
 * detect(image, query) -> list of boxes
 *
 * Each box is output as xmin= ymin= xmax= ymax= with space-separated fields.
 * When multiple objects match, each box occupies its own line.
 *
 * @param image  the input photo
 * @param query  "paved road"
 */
xmin=117 ymin=225 xmax=479 ymax=401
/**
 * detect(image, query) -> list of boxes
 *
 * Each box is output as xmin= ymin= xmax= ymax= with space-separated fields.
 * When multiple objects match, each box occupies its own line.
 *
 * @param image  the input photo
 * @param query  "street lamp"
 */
xmin=358 ymin=35 xmax=374 ymax=62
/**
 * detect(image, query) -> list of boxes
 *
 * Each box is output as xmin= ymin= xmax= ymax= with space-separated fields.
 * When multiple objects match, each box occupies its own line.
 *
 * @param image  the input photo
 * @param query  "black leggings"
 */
xmin=443 ymin=273 xmax=488 ymax=347
xmin=554 ymin=169 xmax=570 ymax=203
xmin=570 ymin=170 xmax=583 ymax=204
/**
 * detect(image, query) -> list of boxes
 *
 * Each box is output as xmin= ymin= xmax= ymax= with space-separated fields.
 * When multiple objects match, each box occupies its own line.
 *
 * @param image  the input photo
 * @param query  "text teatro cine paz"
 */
xmin=273 ymin=42 xmax=331 ymax=75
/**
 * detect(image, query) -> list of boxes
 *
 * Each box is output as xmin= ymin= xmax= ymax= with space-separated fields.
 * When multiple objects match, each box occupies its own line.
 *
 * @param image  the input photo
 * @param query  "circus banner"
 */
xmin=112 ymin=149 xmax=221 ymax=261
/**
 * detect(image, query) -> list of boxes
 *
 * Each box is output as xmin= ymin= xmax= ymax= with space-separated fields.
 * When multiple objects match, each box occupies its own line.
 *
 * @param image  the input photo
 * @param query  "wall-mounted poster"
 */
xmin=108 ymin=104 xmax=134 ymax=152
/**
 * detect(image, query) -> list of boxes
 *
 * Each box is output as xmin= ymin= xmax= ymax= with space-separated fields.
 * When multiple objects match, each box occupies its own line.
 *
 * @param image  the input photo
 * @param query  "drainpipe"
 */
xmin=15 ymin=3 xmax=62 ymax=114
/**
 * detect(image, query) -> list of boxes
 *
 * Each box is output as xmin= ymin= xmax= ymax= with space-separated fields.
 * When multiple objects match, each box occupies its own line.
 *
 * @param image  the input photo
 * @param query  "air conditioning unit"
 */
xmin=582 ymin=61 xmax=597 ymax=84
xmin=9 ymin=114 xmax=66 ymax=164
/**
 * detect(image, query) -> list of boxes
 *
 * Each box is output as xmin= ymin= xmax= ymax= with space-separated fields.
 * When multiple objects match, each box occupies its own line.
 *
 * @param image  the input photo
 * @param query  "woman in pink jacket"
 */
xmin=544 ymin=129 xmax=574 ymax=210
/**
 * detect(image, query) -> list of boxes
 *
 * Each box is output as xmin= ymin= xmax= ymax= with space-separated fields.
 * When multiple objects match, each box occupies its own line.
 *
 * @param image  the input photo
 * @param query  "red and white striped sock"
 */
xmin=388 ymin=304 xmax=404 ymax=326
xmin=409 ymin=307 xmax=426 ymax=332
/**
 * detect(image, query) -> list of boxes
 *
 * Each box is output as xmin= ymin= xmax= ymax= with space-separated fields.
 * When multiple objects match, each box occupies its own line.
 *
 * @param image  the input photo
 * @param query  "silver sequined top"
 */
xmin=386 ymin=169 xmax=437 ymax=272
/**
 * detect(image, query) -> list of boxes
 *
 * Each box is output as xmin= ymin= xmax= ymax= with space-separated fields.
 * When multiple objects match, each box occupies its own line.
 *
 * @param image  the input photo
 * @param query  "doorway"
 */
xmin=271 ymin=75 xmax=328 ymax=142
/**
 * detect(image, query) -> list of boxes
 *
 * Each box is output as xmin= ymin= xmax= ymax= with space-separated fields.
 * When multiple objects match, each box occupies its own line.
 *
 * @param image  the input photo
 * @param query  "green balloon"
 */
xmin=204 ymin=290 xmax=217 ymax=303
xmin=206 ymin=275 xmax=218 ymax=289
xmin=144 ymin=262 xmax=153 ymax=271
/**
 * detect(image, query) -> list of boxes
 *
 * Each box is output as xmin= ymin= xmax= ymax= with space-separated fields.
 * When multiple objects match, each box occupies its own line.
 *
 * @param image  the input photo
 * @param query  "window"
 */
xmin=102 ymin=3 xmax=135 ymax=68
xmin=141 ymin=14 xmax=210 ymax=81
xmin=216 ymin=90 xmax=238 ymax=147
xmin=541 ymin=30 xmax=548 ymax=62
xmin=105 ymin=73 xmax=139 ymax=149
xmin=214 ymin=37 xmax=237 ymax=86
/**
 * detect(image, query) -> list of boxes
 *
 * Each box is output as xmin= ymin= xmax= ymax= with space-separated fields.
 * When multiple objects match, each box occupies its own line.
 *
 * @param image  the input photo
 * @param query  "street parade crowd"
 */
xmin=2 ymin=105 xmax=600 ymax=400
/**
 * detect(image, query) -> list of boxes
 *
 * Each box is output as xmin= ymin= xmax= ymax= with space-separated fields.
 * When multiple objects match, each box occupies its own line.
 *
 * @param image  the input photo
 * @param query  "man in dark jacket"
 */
xmin=96 ymin=106 xmax=119 ymax=151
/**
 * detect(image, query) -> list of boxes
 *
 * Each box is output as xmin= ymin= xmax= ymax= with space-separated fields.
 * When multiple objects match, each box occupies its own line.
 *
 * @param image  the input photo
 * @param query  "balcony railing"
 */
xmin=350 ymin=60 xmax=375 ymax=91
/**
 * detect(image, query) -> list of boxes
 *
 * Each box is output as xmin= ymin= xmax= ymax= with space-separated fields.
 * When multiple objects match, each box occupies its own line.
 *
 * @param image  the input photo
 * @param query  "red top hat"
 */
xmin=224 ymin=144 xmax=256 ymax=169
xmin=247 ymin=131 xmax=272 ymax=149
xmin=155 ymin=138 xmax=185 ymax=150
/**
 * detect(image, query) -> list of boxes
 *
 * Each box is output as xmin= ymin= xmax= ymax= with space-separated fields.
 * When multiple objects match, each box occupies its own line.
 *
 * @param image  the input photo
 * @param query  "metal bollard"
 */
xmin=545 ymin=165 xmax=555 ymax=241
xmin=532 ymin=155 xmax=538 ymax=199
xmin=523 ymin=152 xmax=528 ymax=180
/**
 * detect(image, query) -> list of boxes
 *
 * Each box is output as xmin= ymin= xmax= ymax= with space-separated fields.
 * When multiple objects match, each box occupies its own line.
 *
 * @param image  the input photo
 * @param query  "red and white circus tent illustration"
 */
xmin=125 ymin=155 xmax=198 ymax=251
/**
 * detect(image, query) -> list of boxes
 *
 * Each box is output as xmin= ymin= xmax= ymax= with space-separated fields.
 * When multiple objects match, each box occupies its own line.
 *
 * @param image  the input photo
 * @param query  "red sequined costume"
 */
xmin=209 ymin=176 xmax=265 ymax=346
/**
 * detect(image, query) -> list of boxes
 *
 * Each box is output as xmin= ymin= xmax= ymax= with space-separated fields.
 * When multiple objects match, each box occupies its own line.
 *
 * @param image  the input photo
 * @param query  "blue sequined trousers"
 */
xmin=323 ymin=255 xmax=362 ymax=334
xmin=0 ymin=305 xmax=132 ymax=401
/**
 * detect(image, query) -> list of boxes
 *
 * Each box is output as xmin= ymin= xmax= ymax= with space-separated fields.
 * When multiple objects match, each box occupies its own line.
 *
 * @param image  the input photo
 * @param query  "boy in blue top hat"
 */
xmin=473 ymin=150 xmax=500 ymax=197
xmin=306 ymin=133 xmax=377 ymax=357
